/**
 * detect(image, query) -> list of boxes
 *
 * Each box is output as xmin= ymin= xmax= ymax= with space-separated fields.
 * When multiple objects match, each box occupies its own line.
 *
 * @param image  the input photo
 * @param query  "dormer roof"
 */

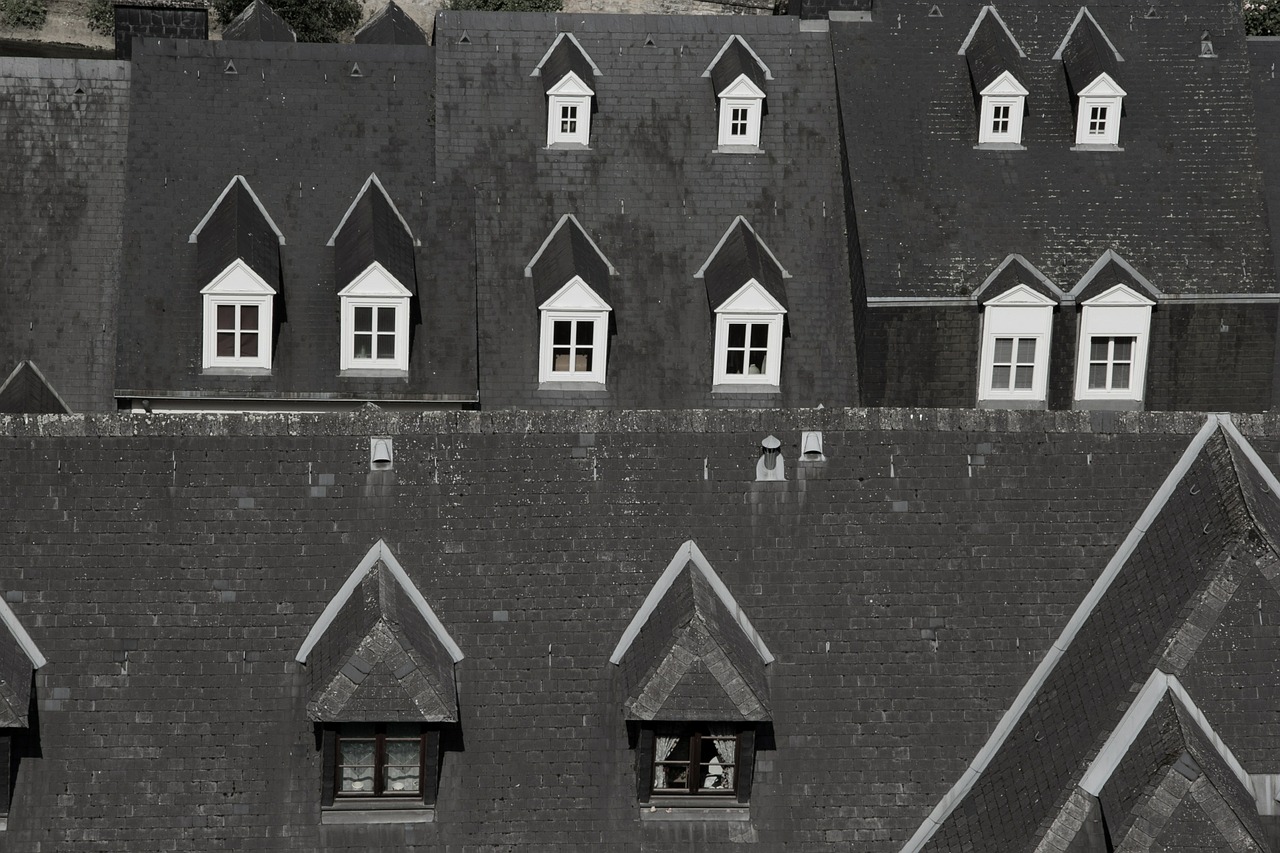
xmin=611 ymin=541 xmax=772 ymax=722
xmin=533 ymin=33 xmax=598 ymax=95
xmin=221 ymin=0 xmax=297 ymax=43
xmin=329 ymin=175 xmax=417 ymax=296
xmin=0 ymin=593 xmax=46 ymax=728
xmin=1069 ymin=250 xmax=1161 ymax=303
xmin=526 ymin=214 xmax=615 ymax=308
xmin=1056 ymin=7 xmax=1123 ymax=96
xmin=353 ymin=0 xmax=426 ymax=45
xmin=960 ymin=6 xmax=1026 ymax=96
xmin=297 ymin=540 xmax=463 ymax=723
xmin=706 ymin=36 xmax=769 ymax=100
xmin=189 ymin=176 xmax=283 ymax=291
xmin=973 ymin=254 xmax=1065 ymax=305
xmin=697 ymin=218 xmax=789 ymax=312
xmin=0 ymin=361 xmax=72 ymax=414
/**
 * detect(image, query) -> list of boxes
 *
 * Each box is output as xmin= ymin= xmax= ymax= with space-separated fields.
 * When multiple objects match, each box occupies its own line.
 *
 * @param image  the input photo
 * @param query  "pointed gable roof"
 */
xmin=329 ymin=175 xmax=417 ymax=296
xmin=1056 ymin=7 xmax=1123 ymax=96
xmin=610 ymin=541 xmax=772 ymax=722
xmin=354 ymin=1 xmax=426 ymax=46
xmin=190 ymin=176 xmax=283 ymax=290
xmin=1069 ymin=250 xmax=1161 ymax=303
xmin=705 ymin=36 xmax=769 ymax=99
xmin=533 ymin=33 xmax=598 ymax=94
xmin=959 ymin=6 xmax=1026 ymax=95
xmin=697 ymin=218 xmax=789 ymax=312
xmin=0 ymin=361 xmax=72 ymax=414
xmin=0 ymin=593 xmax=46 ymax=728
xmin=296 ymin=540 xmax=462 ymax=722
xmin=526 ymin=214 xmax=614 ymax=308
xmin=972 ymin=255 xmax=1065 ymax=305
xmin=221 ymin=0 xmax=297 ymax=43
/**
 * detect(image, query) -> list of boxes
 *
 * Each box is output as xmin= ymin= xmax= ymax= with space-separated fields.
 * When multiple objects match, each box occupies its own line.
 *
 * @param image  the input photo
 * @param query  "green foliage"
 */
xmin=1246 ymin=1 xmax=1280 ymax=36
xmin=447 ymin=0 xmax=562 ymax=12
xmin=0 ymin=0 xmax=47 ymax=29
xmin=214 ymin=0 xmax=362 ymax=42
xmin=86 ymin=0 xmax=114 ymax=36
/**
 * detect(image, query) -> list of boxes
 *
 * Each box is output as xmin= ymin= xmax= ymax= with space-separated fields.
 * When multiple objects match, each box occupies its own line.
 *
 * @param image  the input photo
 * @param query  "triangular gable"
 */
xmin=981 ymin=282 xmax=1055 ymax=308
xmin=610 ymin=541 xmax=772 ymax=722
xmin=1077 ymin=71 xmax=1126 ymax=98
xmin=1081 ymin=282 xmax=1155 ymax=308
xmin=326 ymin=174 xmax=415 ymax=248
xmin=189 ymin=176 xmax=284 ymax=290
xmin=546 ymin=71 xmax=593 ymax=98
xmin=696 ymin=217 xmax=789 ymax=312
xmin=0 ymin=593 xmax=47 ymax=728
xmin=538 ymin=276 xmax=611 ymax=313
xmin=336 ymin=261 xmax=413 ymax=299
xmin=1053 ymin=6 xmax=1124 ymax=63
xmin=353 ymin=1 xmax=426 ymax=46
xmin=1055 ymin=7 xmax=1124 ymax=98
xmin=526 ymin=214 xmax=615 ymax=309
xmin=0 ymin=361 xmax=72 ymax=415
xmin=199 ymin=258 xmax=278 ymax=297
xmin=957 ymin=5 xmax=1026 ymax=58
xmin=980 ymin=70 xmax=1028 ymax=98
xmin=296 ymin=540 xmax=462 ymax=723
xmin=960 ymin=7 xmax=1027 ymax=96
xmin=717 ymin=74 xmax=765 ymax=101
xmin=705 ymin=36 xmax=770 ymax=104
xmin=1068 ymin=250 xmax=1162 ymax=302
xmin=702 ymin=34 xmax=772 ymax=82
xmin=715 ymin=279 xmax=786 ymax=315
xmin=971 ymin=254 xmax=1065 ymax=304
xmin=530 ymin=32 xmax=602 ymax=82
xmin=329 ymin=175 xmax=417 ymax=297
xmin=222 ymin=0 xmax=296 ymax=42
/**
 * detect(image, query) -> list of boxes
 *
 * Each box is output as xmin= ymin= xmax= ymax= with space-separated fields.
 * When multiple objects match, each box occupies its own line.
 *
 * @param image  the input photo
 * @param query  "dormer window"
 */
xmin=705 ymin=36 xmax=770 ymax=151
xmin=1068 ymin=252 xmax=1159 ymax=408
xmin=526 ymin=214 xmax=615 ymax=386
xmin=961 ymin=7 xmax=1029 ymax=147
xmin=1056 ymin=7 xmax=1126 ymax=148
xmin=329 ymin=175 xmax=417 ymax=375
xmin=532 ymin=33 xmax=599 ymax=149
xmin=189 ymin=175 xmax=284 ymax=372
xmin=697 ymin=218 xmax=790 ymax=390
xmin=1074 ymin=75 xmax=1125 ymax=146
xmin=978 ymin=73 xmax=1028 ymax=145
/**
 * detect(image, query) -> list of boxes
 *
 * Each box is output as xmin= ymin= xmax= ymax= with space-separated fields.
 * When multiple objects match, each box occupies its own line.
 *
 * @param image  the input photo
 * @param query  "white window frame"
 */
xmin=977 ymin=284 xmax=1054 ymax=404
xmin=716 ymin=76 xmax=765 ymax=149
xmin=712 ymin=280 xmax=785 ymax=387
xmin=537 ymin=276 xmax=611 ymax=385
xmin=200 ymin=259 xmax=276 ymax=371
xmin=546 ymin=72 xmax=593 ymax=147
xmin=338 ymin=262 xmax=412 ymax=373
xmin=1072 ymin=283 xmax=1154 ymax=404
xmin=1074 ymin=74 xmax=1125 ymax=146
xmin=978 ymin=72 xmax=1028 ymax=145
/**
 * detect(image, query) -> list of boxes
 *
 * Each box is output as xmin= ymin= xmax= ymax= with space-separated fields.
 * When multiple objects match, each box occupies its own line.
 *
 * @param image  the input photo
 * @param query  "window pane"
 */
xmin=577 ymin=349 xmax=593 ymax=371
xmin=241 ymin=333 xmax=258 ymax=358
xmin=1090 ymin=338 xmax=1109 ymax=362
xmin=749 ymin=323 xmax=769 ymax=349
xmin=354 ymin=307 xmax=372 ymax=333
xmin=726 ymin=351 xmax=745 ymax=375
xmin=747 ymin=349 xmax=766 ymax=375
xmin=216 ymin=332 xmax=235 ymax=358
xmin=216 ymin=304 xmax=235 ymax=330
xmin=1016 ymin=339 xmax=1036 ymax=363
xmin=993 ymin=338 xmax=1013 ymax=363
xmin=383 ymin=740 xmax=421 ymax=794
xmin=241 ymin=305 xmax=258 ymax=331
xmin=553 ymin=320 xmax=571 ymax=346
xmin=1113 ymin=338 xmax=1133 ymax=361
xmin=1088 ymin=363 xmax=1107 ymax=389
xmin=1014 ymin=365 xmax=1034 ymax=389
xmin=553 ymin=349 xmax=571 ymax=372
xmin=339 ymin=739 xmax=375 ymax=793
xmin=576 ymin=320 xmax=594 ymax=346
xmin=727 ymin=323 xmax=745 ymax=348
xmin=1112 ymin=363 xmax=1131 ymax=389
xmin=377 ymin=307 xmax=396 ymax=332
xmin=991 ymin=365 xmax=1010 ymax=389
xmin=376 ymin=335 xmax=395 ymax=360
xmin=354 ymin=334 xmax=372 ymax=359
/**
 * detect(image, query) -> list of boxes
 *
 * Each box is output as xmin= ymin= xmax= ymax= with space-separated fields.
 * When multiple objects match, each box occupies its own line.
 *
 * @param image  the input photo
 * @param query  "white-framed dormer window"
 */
xmin=546 ymin=73 xmax=593 ymax=147
xmin=713 ymin=281 xmax=785 ymax=387
xmin=339 ymin=263 xmax=412 ymax=373
xmin=201 ymin=259 xmax=276 ymax=371
xmin=1074 ymin=74 xmax=1125 ymax=147
xmin=717 ymin=79 xmax=765 ymax=149
xmin=978 ymin=284 xmax=1055 ymax=405
xmin=1073 ymin=284 xmax=1153 ymax=405
xmin=978 ymin=71 xmax=1028 ymax=146
xmin=538 ymin=277 xmax=611 ymax=384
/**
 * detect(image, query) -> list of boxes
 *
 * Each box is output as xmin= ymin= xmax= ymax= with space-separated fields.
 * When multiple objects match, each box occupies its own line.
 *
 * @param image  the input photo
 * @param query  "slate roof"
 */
xmin=1058 ymin=8 xmax=1121 ymax=94
xmin=435 ymin=13 xmax=859 ymax=409
xmin=331 ymin=177 xmax=416 ymax=294
xmin=701 ymin=219 xmax=788 ymax=311
xmin=193 ymin=177 xmax=282 ymax=289
xmin=0 ymin=58 xmax=129 ymax=413
xmin=0 ymin=362 xmax=72 ymax=415
xmin=221 ymin=0 xmax=297 ymax=43
xmin=834 ymin=0 xmax=1277 ymax=299
xmin=707 ymin=36 xmax=766 ymax=97
xmin=353 ymin=1 xmax=426 ymax=46
xmin=537 ymin=33 xmax=595 ymax=93
xmin=115 ymin=39 xmax=477 ymax=405
xmin=961 ymin=7 xmax=1024 ymax=94
xmin=1250 ymin=37 xmax=1280 ymax=285
xmin=529 ymin=215 xmax=613 ymax=307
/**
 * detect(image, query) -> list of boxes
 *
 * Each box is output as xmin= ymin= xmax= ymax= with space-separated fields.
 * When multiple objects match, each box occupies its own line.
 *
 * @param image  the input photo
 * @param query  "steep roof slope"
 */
xmin=1250 ymin=37 xmax=1280 ymax=286
xmin=834 ymin=0 xmax=1275 ymax=300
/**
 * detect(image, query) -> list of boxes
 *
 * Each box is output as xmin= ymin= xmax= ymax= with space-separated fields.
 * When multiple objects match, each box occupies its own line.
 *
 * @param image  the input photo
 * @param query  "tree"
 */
xmin=447 ymin=0 xmax=562 ymax=12
xmin=1246 ymin=0 xmax=1280 ymax=35
xmin=213 ymin=0 xmax=362 ymax=42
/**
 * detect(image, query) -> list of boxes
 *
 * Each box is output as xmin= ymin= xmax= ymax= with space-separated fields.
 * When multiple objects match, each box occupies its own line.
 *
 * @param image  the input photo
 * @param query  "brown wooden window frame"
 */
xmin=636 ymin=723 xmax=757 ymax=806
xmin=320 ymin=723 xmax=442 ymax=809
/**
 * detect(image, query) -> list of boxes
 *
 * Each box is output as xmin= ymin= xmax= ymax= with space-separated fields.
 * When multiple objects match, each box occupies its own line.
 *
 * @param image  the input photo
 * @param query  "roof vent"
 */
xmin=643 ymin=33 xmax=656 ymax=46
xmin=928 ymin=4 xmax=942 ymax=17
xmin=1199 ymin=32 xmax=1216 ymax=58
xmin=224 ymin=60 xmax=238 ymax=74
xmin=370 ymin=437 xmax=393 ymax=470
xmin=1144 ymin=5 xmax=1160 ymax=18
xmin=457 ymin=29 xmax=470 ymax=44
xmin=801 ymin=431 xmax=825 ymax=462
xmin=350 ymin=62 xmax=363 ymax=77
xmin=73 ymin=84 xmax=85 ymax=95
xmin=756 ymin=435 xmax=785 ymax=482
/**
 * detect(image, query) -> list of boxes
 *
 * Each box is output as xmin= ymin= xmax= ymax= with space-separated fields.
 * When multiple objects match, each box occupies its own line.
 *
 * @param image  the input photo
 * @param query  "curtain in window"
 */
xmin=708 ymin=726 xmax=736 ymax=789
xmin=653 ymin=734 xmax=679 ymax=789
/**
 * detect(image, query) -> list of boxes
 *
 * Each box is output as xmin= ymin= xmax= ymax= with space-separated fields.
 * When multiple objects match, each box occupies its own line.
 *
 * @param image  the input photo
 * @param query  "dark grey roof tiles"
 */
xmin=1250 ymin=38 xmax=1280 ymax=285
xmin=221 ymin=0 xmax=297 ymax=43
xmin=193 ymin=177 xmax=282 ymax=289
xmin=333 ymin=178 xmax=416 ymax=295
xmin=1059 ymin=8 xmax=1121 ymax=94
xmin=529 ymin=216 xmax=612 ymax=307
xmin=708 ymin=36 xmax=766 ymax=97
xmin=0 ymin=362 xmax=72 ymax=415
xmin=962 ymin=8 xmax=1025 ymax=93
xmin=353 ymin=1 xmax=426 ymax=46
xmin=538 ymin=34 xmax=595 ymax=93
xmin=702 ymin=220 xmax=787 ymax=311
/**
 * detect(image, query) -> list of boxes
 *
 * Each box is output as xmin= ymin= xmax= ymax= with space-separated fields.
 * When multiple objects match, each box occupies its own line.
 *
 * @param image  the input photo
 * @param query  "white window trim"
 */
xmin=1074 ymin=74 xmax=1126 ymax=147
xmin=1073 ymin=283 xmax=1154 ymax=403
xmin=546 ymin=73 xmax=593 ymax=148
xmin=716 ymin=76 xmax=765 ymax=149
xmin=537 ymin=276 xmax=611 ymax=385
xmin=712 ymin=280 xmax=786 ymax=387
xmin=978 ymin=284 xmax=1054 ymax=403
xmin=338 ymin=262 xmax=412 ymax=373
xmin=200 ymin=259 xmax=276 ymax=371
xmin=978 ymin=71 xmax=1028 ymax=146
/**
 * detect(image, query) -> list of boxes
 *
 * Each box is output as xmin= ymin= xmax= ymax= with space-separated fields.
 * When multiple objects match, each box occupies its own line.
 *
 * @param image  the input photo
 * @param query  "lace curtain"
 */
xmin=653 ymin=734 xmax=679 ymax=789
xmin=706 ymin=726 xmax=736 ymax=790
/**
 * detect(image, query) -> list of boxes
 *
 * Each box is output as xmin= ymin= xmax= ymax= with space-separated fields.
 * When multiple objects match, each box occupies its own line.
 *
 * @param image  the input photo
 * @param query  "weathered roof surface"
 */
xmin=1250 ymin=37 xmax=1280 ymax=285
xmin=1059 ymin=8 xmax=1121 ymax=94
xmin=708 ymin=36 xmax=766 ymax=97
xmin=529 ymin=216 xmax=612 ymax=307
xmin=221 ymin=0 xmax=297 ymax=43
xmin=115 ymin=39 xmax=477 ymax=404
xmin=538 ymin=34 xmax=595 ymax=93
xmin=1 ymin=406 xmax=1270 ymax=850
xmin=962 ymin=8 xmax=1024 ymax=93
xmin=702 ymin=220 xmax=787 ymax=311
xmin=0 ymin=362 xmax=72 ymax=415
xmin=194 ymin=178 xmax=282 ymax=288
xmin=435 ymin=13 xmax=858 ymax=408
xmin=834 ymin=0 xmax=1276 ymax=299
xmin=0 ymin=58 xmax=129 ymax=413
xmin=332 ymin=179 xmax=416 ymax=294
xmin=353 ymin=1 xmax=426 ymax=46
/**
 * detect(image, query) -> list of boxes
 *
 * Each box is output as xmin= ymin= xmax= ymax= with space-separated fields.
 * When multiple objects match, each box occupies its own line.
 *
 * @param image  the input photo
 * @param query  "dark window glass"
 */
xmin=652 ymin=728 xmax=738 ymax=796
xmin=216 ymin=304 xmax=235 ymax=330
xmin=355 ymin=307 xmax=373 ymax=333
xmin=335 ymin=723 xmax=424 ymax=799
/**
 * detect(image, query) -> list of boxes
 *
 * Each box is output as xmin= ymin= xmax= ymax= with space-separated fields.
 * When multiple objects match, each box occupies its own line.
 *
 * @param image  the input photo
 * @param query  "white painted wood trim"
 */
xmin=0 ymin=595 xmax=45 ymax=669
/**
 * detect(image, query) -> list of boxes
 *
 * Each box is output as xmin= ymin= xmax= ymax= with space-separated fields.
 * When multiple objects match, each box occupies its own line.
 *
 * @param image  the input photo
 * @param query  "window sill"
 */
xmin=1073 ymin=397 xmax=1143 ymax=412
xmin=711 ymin=383 xmax=780 ymax=395
xmin=202 ymin=366 xmax=272 ymax=376
xmin=1071 ymin=144 xmax=1123 ymax=152
xmin=537 ymin=381 xmax=607 ymax=393
xmin=640 ymin=801 xmax=749 ymax=822
xmin=339 ymin=369 xmax=410 ymax=379
xmin=546 ymin=142 xmax=590 ymax=151
xmin=322 ymin=803 xmax=434 ymax=825
xmin=973 ymin=142 xmax=1025 ymax=151
xmin=977 ymin=397 xmax=1046 ymax=410
xmin=713 ymin=145 xmax=763 ymax=155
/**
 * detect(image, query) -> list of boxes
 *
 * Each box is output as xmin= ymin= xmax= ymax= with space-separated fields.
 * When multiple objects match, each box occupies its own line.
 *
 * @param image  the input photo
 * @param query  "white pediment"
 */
xmin=715 ymin=279 xmax=786 ymax=315
xmin=718 ymin=74 xmax=766 ymax=100
xmin=1079 ymin=72 xmax=1126 ymax=99
xmin=984 ymin=283 xmax=1056 ymax=308
xmin=539 ymin=276 xmax=611 ymax=312
xmin=337 ymin=261 xmax=413 ymax=298
xmin=1082 ymin=282 xmax=1155 ymax=308
xmin=200 ymin=258 xmax=277 ymax=296
xmin=548 ymin=71 xmax=594 ymax=98
xmin=981 ymin=70 xmax=1029 ymax=98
